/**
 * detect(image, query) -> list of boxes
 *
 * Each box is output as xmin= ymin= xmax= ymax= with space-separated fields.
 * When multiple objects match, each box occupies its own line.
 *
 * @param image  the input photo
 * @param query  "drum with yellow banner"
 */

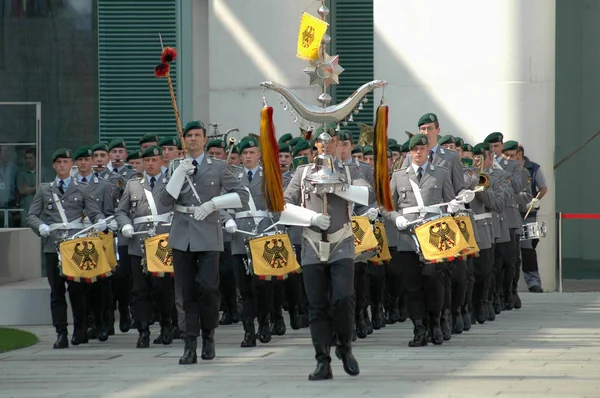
xmin=245 ymin=231 xmax=300 ymax=280
xmin=368 ymin=221 xmax=392 ymax=264
xmin=411 ymin=214 xmax=471 ymax=264
xmin=56 ymin=235 xmax=112 ymax=283
xmin=454 ymin=212 xmax=480 ymax=258
xmin=89 ymin=231 xmax=118 ymax=269
xmin=352 ymin=216 xmax=379 ymax=262
xmin=142 ymin=233 xmax=174 ymax=277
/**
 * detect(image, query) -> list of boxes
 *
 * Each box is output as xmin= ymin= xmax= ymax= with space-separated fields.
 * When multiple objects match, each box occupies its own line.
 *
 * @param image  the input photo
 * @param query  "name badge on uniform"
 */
xmin=132 ymin=201 xmax=138 ymax=208
xmin=238 ymin=172 xmax=243 ymax=179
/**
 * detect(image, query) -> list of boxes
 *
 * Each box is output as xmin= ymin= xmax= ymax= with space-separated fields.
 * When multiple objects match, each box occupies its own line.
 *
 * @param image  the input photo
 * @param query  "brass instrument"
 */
xmin=472 ymin=154 xmax=490 ymax=191
xmin=225 ymin=137 xmax=237 ymax=164
xmin=356 ymin=122 xmax=374 ymax=146
xmin=389 ymin=153 xmax=406 ymax=176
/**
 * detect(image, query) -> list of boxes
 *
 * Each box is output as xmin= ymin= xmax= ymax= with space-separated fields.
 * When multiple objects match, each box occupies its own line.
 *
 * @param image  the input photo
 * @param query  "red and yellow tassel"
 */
xmin=373 ymin=104 xmax=394 ymax=211
xmin=259 ymin=106 xmax=284 ymax=212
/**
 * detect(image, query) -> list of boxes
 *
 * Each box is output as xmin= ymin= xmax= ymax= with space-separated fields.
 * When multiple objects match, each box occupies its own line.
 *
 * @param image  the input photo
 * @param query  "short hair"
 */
xmin=25 ymin=147 xmax=36 ymax=157
xmin=517 ymin=145 xmax=525 ymax=155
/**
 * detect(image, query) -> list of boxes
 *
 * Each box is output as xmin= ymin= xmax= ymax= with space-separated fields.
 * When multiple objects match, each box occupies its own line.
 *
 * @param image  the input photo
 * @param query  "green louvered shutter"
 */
xmin=329 ymin=0 xmax=374 ymax=142
xmin=98 ymin=0 xmax=178 ymax=149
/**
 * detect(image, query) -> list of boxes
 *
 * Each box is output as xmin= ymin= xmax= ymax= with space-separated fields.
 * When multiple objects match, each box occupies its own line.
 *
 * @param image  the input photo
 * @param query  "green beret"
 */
xmin=502 ymin=140 xmax=518 ymax=151
xmin=483 ymin=132 xmax=503 ymax=144
xmin=278 ymin=143 xmax=292 ymax=154
xmin=438 ymin=135 xmax=455 ymax=146
xmin=238 ymin=137 xmax=259 ymax=152
xmin=126 ymin=150 xmax=142 ymax=161
xmin=417 ymin=112 xmax=438 ymax=127
xmin=288 ymin=136 xmax=302 ymax=148
xmin=92 ymin=143 xmax=109 ymax=153
xmin=315 ymin=123 xmax=338 ymax=137
xmin=409 ymin=134 xmax=429 ymax=150
xmin=351 ymin=147 xmax=363 ymax=155
xmin=401 ymin=140 xmax=410 ymax=153
xmin=454 ymin=136 xmax=464 ymax=147
xmin=278 ymin=133 xmax=293 ymax=144
xmin=292 ymin=139 xmax=311 ymax=157
xmin=387 ymin=138 xmax=398 ymax=146
xmin=158 ymin=136 xmax=179 ymax=147
xmin=340 ymin=130 xmax=353 ymax=143
xmin=52 ymin=148 xmax=72 ymax=162
xmin=141 ymin=145 xmax=163 ymax=158
xmin=139 ymin=134 xmax=159 ymax=145
xmin=363 ymin=145 xmax=374 ymax=156
xmin=473 ymin=142 xmax=490 ymax=155
xmin=388 ymin=143 xmax=401 ymax=152
xmin=108 ymin=139 xmax=126 ymax=151
xmin=74 ymin=145 xmax=94 ymax=160
xmin=183 ymin=120 xmax=205 ymax=137
xmin=462 ymin=143 xmax=473 ymax=153
xmin=206 ymin=139 xmax=226 ymax=150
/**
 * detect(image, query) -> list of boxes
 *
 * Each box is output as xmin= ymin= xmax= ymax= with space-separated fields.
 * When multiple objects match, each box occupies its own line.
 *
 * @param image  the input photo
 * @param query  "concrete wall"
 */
xmin=374 ymin=0 xmax=557 ymax=289
xmin=0 ymin=229 xmax=41 ymax=285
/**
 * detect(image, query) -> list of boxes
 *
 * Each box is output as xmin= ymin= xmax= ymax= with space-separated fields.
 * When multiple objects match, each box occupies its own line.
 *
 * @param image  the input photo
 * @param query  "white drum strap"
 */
xmin=408 ymin=178 xmax=440 ymax=217
xmin=344 ymin=165 xmax=353 ymax=218
xmin=52 ymin=192 xmax=69 ymax=227
xmin=143 ymin=187 xmax=160 ymax=229
xmin=243 ymin=186 xmax=262 ymax=227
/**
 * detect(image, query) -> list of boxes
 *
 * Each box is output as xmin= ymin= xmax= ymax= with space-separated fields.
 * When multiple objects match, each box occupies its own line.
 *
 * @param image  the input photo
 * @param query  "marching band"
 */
xmin=27 ymin=112 xmax=547 ymax=380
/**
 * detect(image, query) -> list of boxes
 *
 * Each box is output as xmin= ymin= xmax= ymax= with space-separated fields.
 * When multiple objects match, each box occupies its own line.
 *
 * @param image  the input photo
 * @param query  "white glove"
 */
xmin=447 ymin=199 xmax=461 ymax=213
xmin=224 ymin=219 xmax=237 ymax=233
xmin=457 ymin=189 xmax=475 ymax=204
xmin=310 ymin=213 xmax=331 ymax=230
xmin=108 ymin=219 xmax=119 ymax=231
xmin=177 ymin=158 xmax=196 ymax=175
xmin=121 ymin=224 xmax=134 ymax=238
xmin=38 ymin=224 xmax=51 ymax=237
xmin=193 ymin=201 xmax=217 ymax=221
xmin=527 ymin=198 xmax=540 ymax=209
xmin=363 ymin=207 xmax=379 ymax=222
xmin=95 ymin=219 xmax=107 ymax=232
xmin=395 ymin=216 xmax=409 ymax=230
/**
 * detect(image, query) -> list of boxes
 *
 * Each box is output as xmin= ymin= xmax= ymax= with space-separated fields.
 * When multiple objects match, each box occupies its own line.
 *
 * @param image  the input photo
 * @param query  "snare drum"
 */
xmin=368 ymin=221 xmax=392 ymax=263
xmin=521 ymin=221 xmax=547 ymax=241
xmin=56 ymin=235 xmax=112 ymax=282
xmin=142 ymin=233 xmax=174 ymax=277
xmin=89 ymin=231 xmax=118 ymax=269
xmin=411 ymin=214 xmax=470 ymax=264
xmin=352 ymin=216 xmax=379 ymax=262
xmin=453 ymin=214 xmax=480 ymax=257
xmin=245 ymin=231 xmax=300 ymax=279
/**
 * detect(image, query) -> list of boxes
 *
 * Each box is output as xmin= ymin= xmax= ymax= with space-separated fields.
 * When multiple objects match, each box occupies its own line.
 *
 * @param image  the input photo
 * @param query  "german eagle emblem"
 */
xmin=352 ymin=220 xmax=365 ymax=245
xmin=155 ymin=239 xmax=173 ymax=267
xmin=456 ymin=219 xmax=470 ymax=243
xmin=72 ymin=241 xmax=99 ymax=271
xmin=428 ymin=221 xmax=457 ymax=252
xmin=262 ymin=239 xmax=289 ymax=269
xmin=302 ymin=25 xmax=315 ymax=48
xmin=373 ymin=225 xmax=384 ymax=257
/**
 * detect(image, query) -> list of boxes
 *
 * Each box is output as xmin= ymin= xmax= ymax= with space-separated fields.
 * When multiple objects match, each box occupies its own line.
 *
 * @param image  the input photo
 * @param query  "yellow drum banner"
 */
xmin=352 ymin=216 xmax=378 ymax=256
xmin=454 ymin=215 xmax=480 ymax=257
xmin=369 ymin=221 xmax=392 ymax=263
xmin=90 ymin=231 xmax=118 ymax=269
xmin=144 ymin=233 xmax=174 ymax=276
xmin=59 ymin=236 xmax=112 ymax=282
xmin=414 ymin=216 xmax=470 ymax=263
xmin=248 ymin=233 xmax=300 ymax=277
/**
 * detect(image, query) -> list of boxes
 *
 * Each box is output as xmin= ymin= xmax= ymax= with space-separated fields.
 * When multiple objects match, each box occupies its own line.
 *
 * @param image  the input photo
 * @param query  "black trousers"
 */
xmin=45 ymin=253 xmax=87 ymax=336
xmin=450 ymin=259 xmax=467 ymax=313
xmin=464 ymin=257 xmax=475 ymax=310
xmin=303 ymin=258 xmax=355 ymax=346
xmin=354 ymin=262 xmax=368 ymax=319
xmin=502 ymin=229 xmax=518 ymax=299
xmin=112 ymin=246 xmax=132 ymax=313
xmin=219 ymin=242 xmax=238 ymax=314
xmin=130 ymin=255 xmax=173 ymax=330
xmin=172 ymin=249 xmax=221 ymax=336
xmin=400 ymin=251 xmax=445 ymax=320
xmin=385 ymin=249 xmax=405 ymax=311
xmin=511 ymin=232 xmax=523 ymax=291
xmin=87 ymin=278 xmax=112 ymax=329
xmin=234 ymin=254 xmax=274 ymax=322
xmin=473 ymin=248 xmax=493 ymax=305
xmin=367 ymin=262 xmax=386 ymax=312
xmin=493 ymin=241 xmax=507 ymax=300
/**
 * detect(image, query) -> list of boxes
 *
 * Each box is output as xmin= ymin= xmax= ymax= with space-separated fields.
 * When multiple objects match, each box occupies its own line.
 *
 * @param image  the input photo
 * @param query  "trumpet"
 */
xmin=466 ymin=155 xmax=490 ymax=192
xmin=226 ymin=137 xmax=237 ymax=164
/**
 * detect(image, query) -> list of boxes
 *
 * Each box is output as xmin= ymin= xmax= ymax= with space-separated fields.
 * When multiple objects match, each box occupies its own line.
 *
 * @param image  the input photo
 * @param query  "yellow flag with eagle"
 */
xmin=297 ymin=12 xmax=329 ymax=60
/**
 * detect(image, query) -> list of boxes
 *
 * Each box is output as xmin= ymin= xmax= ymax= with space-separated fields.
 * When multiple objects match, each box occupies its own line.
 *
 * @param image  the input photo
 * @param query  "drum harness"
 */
xmin=50 ymin=187 xmax=84 ymax=236
xmin=133 ymin=180 xmax=172 ymax=237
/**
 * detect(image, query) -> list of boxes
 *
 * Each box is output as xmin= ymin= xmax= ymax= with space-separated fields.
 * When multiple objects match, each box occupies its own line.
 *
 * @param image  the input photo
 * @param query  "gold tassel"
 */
xmin=259 ymin=106 xmax=284 ymax=212
xmin=374 ymin=105 xmax=393 ymax=211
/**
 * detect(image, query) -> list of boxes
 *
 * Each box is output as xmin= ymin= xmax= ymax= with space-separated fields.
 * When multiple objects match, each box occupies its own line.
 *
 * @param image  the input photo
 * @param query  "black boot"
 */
xmin=386 ymin=296 xmax=400 ymax=324
xmin=513 ymin=291 xmax=522 ymax=309
xmin=53 ymin=330 xmax=68 ymax=349
xmin=154 ymin=323 xmax=173 ymax=345
xmin=97 ymin=323 xmax=109 ymax=342
xmin=440 ymin=310 xmax=452 ymax=341
xmin=355 ymin=312 xmax=368 ymax=339
xmin=136 ymin=329 xmax=150 ymax=348
xmin=335 ymin=336 xmax=360 ymax=376
xmin=493 ymin=294 xmax=503 ymax=315
xmin=487 ymin=301 xmax=496 ymax=321
xmin=364 ymin=308 xmax=374 ymax=335
xmin=86 ymin=324 xmax=97 ymax=340
xmin=179 ymin=336 xmax=198 ymax=365
xmin=219 ymin=311 xmax=233 ymax=325
xmin=408 ymin=319 xmax=427 ymax=347
xmin=119 ymin=307 xmax=131 ymax=333
xmin=271 ymin=308 xmax=286 ymax=336
xmin=231 ymin=310 xmax=240 ymax=324
xmin=474 ymin=300 xmax=487 ymax=324
xmin=371 ymin=306 xmax=385 ymax=330
xmin=201 ymin=329 xmax=215 ymax=360
xmin=504 ymin=289 xmax=514 ymax=311
xmin=461 ymin=305 xmax=472 ymax=331
xmin=241 ymin=320 xmax=257 ymax=347
xmin=398 ymin=301 xmax=408 ymax=323
xmin=70 ymin=328 xmax=88 ymax=346
xmin=308 ymin=345 xmax=333 ymax=381
xmin=257 ymin=319 xmax=272 ymax=343
xmin=429 ymin=314 xmax=444 ymax=345
xmin=289 ymin=306 xmax=301 ymax=330
xmin=452 ymin=310 xmax=464 ymax=334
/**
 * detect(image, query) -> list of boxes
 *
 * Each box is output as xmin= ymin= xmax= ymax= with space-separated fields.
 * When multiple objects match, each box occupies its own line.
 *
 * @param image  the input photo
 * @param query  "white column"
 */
xmin=374 ymin=0 xmax=556 ymax=290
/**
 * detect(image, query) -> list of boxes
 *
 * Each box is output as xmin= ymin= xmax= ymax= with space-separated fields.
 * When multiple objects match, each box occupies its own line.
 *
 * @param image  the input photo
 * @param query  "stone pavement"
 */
xmin=1 ymin=292 xmax=600 ymax=398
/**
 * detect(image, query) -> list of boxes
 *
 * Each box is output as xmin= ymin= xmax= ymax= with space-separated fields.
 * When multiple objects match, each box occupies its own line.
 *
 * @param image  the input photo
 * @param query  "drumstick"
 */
xmin=524 ymin=192 xmax=541 ymax=219
xmin=71 ymin=215 xmax=115 ymax=238
xmin=229 ymin=229 xmax=258 ymax=237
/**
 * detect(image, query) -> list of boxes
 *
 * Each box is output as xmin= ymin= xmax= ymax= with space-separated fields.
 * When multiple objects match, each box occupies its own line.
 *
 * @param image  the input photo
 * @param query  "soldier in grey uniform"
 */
xmin=383 ymin=134 xmax=460 ymax=347
xmin=160 ymin=120 xmax=248 ymax=365
xmin=127 ymin=150 xmax=144 ymax=173
xmin=159 ymin=136 xmax=183 ymax=178
xmin=139 ymin=134 xmax=159 ymax=151
xmin=116 ymin=146 xmax=174 ymax=348
xmin=282 ymin=128 xmax=374 ymax=380
xmin=27 ymin=148 xmax=107 ymax=348
xmin=72 ymin=145 xmax=117 ymax=342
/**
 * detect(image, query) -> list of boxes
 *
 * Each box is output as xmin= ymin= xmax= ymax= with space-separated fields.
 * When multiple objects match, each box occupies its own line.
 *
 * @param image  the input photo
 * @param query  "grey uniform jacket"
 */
xmin=488 ymin=168 xmax=512 ymax=243
xmin=160 ymin=156 xmax=249 ymax=252
xmin=74 ymin=174 xmax=115 ymax=218
xmin=383 ymin=164 xmax=454 ymax=252
xmin=403 ymin=147 xmax=466 ymax=195
xmin=27 ymin=180 xmax=104 ymax=253
xmin=115 ymin=174 xmax=173 ymax=257
xmin=97 ymin=168 xmax=131 ymax=246
xmin=284 ymin=160 xmax=375 ymax=265
xmin=468 ymin=174 xmax=506 ymax=251
xmin=496 ymin=157 xmax=525 ymax=230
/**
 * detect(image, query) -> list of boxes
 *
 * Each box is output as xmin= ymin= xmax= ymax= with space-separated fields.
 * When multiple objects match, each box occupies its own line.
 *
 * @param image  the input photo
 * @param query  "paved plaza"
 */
xmin=1 ymin=292 xmax=600 ymax=398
